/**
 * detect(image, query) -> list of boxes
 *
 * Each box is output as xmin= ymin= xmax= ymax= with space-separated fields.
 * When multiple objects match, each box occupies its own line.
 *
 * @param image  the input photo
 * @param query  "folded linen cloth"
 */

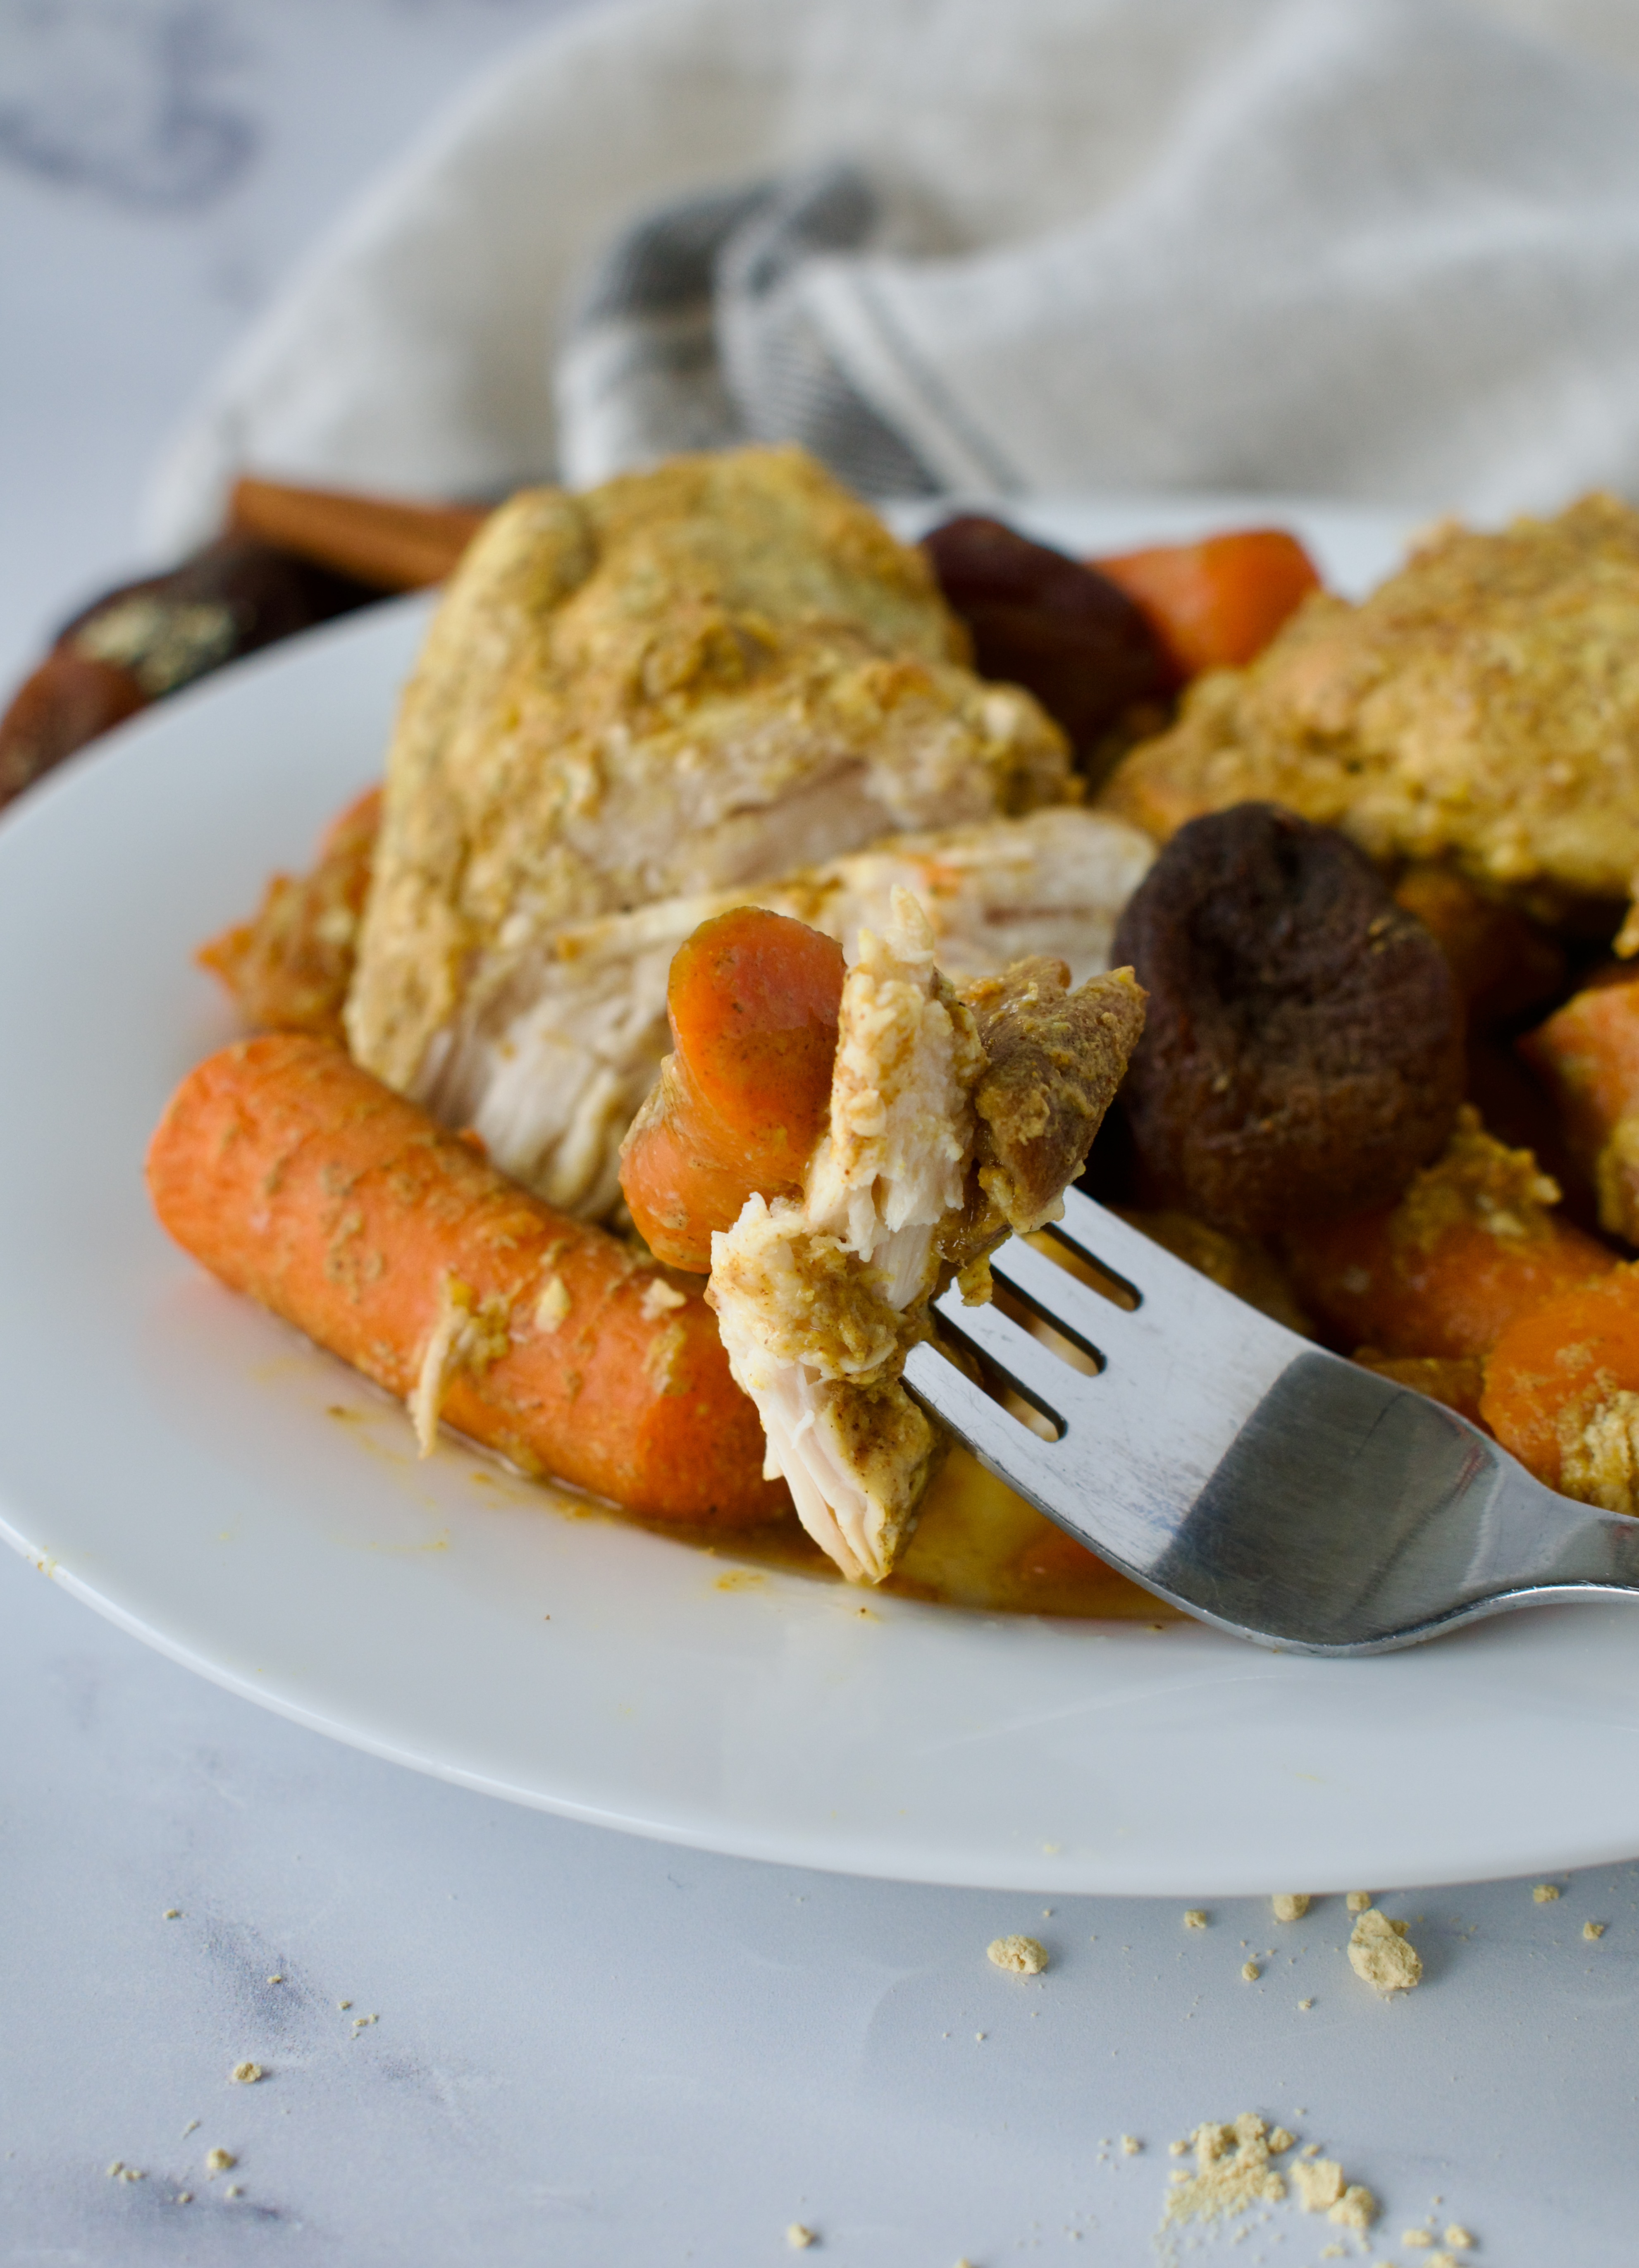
xmin=148 ymin=0 xmax=1639 ymax=549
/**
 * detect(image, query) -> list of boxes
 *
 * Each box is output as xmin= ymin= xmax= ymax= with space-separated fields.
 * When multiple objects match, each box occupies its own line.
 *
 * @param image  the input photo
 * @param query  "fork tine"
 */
xmin=924 ymin=1290 xmax=1079 ymax=1425
xmin=985 ymin=1235 xmax=1130 ymax=1359
xmin=902 ymin=1338 xmax=1074 ymax=1498
xmin=1047 ymin=1189 xmax=1196 ymax=1309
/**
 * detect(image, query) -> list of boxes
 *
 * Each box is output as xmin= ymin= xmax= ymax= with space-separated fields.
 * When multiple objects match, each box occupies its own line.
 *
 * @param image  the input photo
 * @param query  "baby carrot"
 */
xmin=1481 ymin=1270 xmax=1639 ymax=1512
xmin=147 ymin=1033 xmax=785 ymax=1523
xmin=621 ymin=905 xmax=845 ymax=1268
xmin=1284 ymin=1108 xmax=1615 ymax=1359
xmin=1094 ymin=530 xmax=1322 ymax=681
xmin=1519 ymin=974 xmax=1639 ymax=1246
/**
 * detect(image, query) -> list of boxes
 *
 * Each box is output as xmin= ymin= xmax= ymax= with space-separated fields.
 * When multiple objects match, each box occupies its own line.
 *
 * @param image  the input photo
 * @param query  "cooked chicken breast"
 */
xmin=708 ymin=892 xmax=1145 ymax=1583
xmin=1100 ymin=493 xmax=1639 ymax=942
xmin=346 ymin=445 xmax=1071 ymax=1093
xmin=420 ymin=808 xmax=1155 ymax=1221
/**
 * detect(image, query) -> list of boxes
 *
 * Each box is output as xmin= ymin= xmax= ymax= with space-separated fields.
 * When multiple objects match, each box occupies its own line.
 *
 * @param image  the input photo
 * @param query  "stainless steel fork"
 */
xmin=902 ymin=1187 xmax=1639 ymax=1653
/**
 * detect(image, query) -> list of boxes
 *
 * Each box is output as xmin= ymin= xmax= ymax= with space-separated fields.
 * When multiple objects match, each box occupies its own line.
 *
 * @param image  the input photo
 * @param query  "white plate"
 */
xmin=4 ymin=496 xmax=1638 ymax=1897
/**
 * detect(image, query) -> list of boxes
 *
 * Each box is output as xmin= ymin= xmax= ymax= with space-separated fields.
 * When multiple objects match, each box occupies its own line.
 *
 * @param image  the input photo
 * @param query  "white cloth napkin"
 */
xmin=148 ymin=0 xmax=1639 ymax=549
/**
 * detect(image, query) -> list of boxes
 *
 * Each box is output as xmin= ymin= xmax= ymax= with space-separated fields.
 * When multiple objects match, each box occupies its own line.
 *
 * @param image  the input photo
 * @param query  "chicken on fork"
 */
xmin=621 ymin=892 xmax=1145 ymax=1582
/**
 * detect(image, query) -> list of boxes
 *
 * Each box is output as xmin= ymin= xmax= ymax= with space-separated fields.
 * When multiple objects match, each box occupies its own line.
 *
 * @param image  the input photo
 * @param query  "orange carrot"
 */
xmin=621 ymin=906 xmax=845 ymax=1268
xmin=147 ymin=1034 xmax=786 ymax=1524
xmin=1481 ymin=1270 xmax=1639 ymax=1509
xmin=1519 ymin=974 xmax=1639 ymax=1246
xmin=1393 ymin=866 xmax=1566 ymax=1029
xmin=1284 ymin=1108 xmax=1615 ymax=1360
xmin=1093 ymin=529 xmax=1322 ymax=681
xmin=198 ymin=785 xmax=382 ymax=1042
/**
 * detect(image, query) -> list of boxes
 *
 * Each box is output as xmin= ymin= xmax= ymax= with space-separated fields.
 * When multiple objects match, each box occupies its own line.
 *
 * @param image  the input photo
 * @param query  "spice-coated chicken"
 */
xmin=346 ymin=445 xmax=1071 ymax=1096
xmin=1100 ymin=493 xmax=1639 ymax=947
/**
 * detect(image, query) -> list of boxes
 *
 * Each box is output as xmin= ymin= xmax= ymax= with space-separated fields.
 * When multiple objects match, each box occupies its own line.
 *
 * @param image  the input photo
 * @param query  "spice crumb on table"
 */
xmin=987 ymin=1934 xmax=1049 ymax=1974
xmin=1348 ymin=1908 xmax=1423 ymax=1993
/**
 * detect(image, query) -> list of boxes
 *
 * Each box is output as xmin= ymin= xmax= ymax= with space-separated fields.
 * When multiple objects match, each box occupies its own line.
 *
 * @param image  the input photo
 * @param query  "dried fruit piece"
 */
xmin=922 ymin=515 xmax=1171 ymax=772
xmin=1111 ymin=804 xmax=1462 ymax=1233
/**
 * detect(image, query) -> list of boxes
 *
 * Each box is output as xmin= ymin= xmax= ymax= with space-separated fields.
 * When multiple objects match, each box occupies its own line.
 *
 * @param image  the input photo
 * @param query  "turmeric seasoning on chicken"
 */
xmin=1100 ymin=492 xmax=1639 ymax=943
xmin=346 ymin=444 xmax=1071 ymax=1101
xmin=622 ymin=892 xmax=1144 ymax=1581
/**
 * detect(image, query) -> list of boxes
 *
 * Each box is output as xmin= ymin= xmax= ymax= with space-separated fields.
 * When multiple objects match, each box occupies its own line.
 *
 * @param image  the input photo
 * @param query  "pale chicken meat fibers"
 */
xmin=419 ymin=806 xmax=1154 ymax=1221
xmin=346 ymin=445 xmax=1071 ymax=1097
xmin=709 ymin=893 xmax=1145 ymax=1583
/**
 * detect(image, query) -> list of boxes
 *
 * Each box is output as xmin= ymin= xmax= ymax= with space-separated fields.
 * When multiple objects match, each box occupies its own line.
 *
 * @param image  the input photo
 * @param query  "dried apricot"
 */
xmin=1110 ymin=804 xmax=1462 ymax=1233
xmin=921 ymin=515 xmax=1170 ymax=772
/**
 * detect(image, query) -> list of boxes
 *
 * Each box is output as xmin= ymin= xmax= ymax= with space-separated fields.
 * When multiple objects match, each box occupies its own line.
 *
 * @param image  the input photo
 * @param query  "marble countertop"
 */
xmin=5 ymin=4 xmax=1639 ymax=2261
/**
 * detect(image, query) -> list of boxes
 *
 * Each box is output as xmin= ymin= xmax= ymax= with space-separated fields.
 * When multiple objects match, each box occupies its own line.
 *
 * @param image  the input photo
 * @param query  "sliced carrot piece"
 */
xmin=1284 ymin=1108 xmax=1615 ymax=1359
xmin=1094 ymin=529 xmax=1322 ymax=681
xmin=1520 ymin=974 xmax=1639 ymax=1245
xmin=1393 ymin=866 xmax=1566 ymax=1029
xmin=1482 ymin=1269 xmax=1639 ymax=1509
xmin=621 ymin=906 xmax=845 ymax=1268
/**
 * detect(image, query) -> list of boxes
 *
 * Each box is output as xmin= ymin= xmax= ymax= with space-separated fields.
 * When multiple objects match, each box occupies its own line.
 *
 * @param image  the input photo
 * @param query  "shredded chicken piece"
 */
xmin=407 ymin=1275 xmax=513 ymax=1456
xmin=709 ymin=891 xmax=1145 ymax=1581
xmin=347 ymin=446 xmax=1070 ymax=1096
xmin=709 ymin=891 xmax=975 ymax=1580
xmin=411 ymin=806 xmax=1151 ymax=1221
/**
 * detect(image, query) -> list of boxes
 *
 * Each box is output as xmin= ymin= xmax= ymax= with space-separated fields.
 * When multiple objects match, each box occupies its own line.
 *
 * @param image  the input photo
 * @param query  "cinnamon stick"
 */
xmin=229 ymin=477 xmax=489 ymax=593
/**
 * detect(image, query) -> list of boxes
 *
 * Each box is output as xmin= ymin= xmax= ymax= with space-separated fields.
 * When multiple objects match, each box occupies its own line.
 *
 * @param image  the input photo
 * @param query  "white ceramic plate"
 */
xmin=5 ymin=496 xmax=1639 ymax=1896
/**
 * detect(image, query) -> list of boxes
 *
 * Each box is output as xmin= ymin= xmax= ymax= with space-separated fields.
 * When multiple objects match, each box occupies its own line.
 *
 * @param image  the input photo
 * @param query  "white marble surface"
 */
xmin=7 ymin=3 xmax=1639 ymax=2261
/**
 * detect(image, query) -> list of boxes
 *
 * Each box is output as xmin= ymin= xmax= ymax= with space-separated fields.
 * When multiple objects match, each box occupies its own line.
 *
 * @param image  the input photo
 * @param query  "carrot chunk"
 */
xmin=621 ymin=906 xmax=845 ymax=1268
xmin=1284 ymin=1107 xmax=1615 ymax=1359
xmin=1482 ymin=1270 xmax=1639 ymax=1511
xmin=1519 ymin=974 xmax=1639 ymax=1246
xmin=1393 ymin=866 xmax=1566 ymax=1030
xmin=1093 ymin=530 xmax=1322 ymax=681
xmin=147 ymin=1033 xmax=785 ymax=1524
